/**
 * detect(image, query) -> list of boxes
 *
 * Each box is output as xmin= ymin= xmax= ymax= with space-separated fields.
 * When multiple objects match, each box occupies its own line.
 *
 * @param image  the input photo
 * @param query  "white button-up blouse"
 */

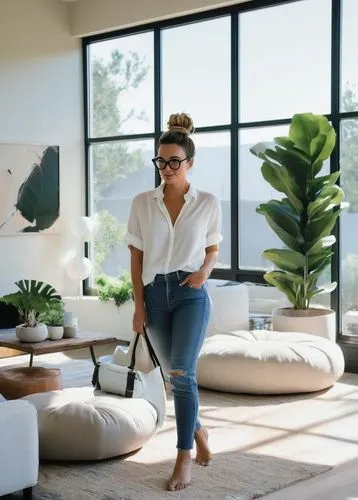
xmin=124 ymin=184 xmax=223 ymax=286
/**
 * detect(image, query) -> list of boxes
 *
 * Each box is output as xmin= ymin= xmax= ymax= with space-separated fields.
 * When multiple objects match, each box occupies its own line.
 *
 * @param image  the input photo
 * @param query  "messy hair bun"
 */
xmin=158 ymin=112 xmax=196 ymax=159
xmin=167 ymin=113 xmax=195 ymax=135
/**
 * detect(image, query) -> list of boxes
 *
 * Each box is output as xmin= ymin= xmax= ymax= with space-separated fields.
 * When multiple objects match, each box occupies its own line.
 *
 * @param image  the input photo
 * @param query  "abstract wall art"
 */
xmin=0 ymin=144 xmax=59 ymax=235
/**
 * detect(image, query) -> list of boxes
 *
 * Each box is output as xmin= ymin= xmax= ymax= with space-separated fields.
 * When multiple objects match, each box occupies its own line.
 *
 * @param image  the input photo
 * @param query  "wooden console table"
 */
xmin=0 ymin=330 xmax=129 ymax=367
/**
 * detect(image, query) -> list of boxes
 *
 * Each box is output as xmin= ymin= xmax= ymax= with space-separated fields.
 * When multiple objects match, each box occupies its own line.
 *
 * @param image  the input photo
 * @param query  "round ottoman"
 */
xmin=197 ymin=330 xmax=345 ymax=394
xmin=22 ymin=386 xmax=158 ymax=461
xmin=0 ymin=367 xmax=62 ymax=400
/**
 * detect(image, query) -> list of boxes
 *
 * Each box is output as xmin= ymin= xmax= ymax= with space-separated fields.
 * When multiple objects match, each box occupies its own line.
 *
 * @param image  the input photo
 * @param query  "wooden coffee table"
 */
xmin=0 ymin=330 xmax=129 ymax=367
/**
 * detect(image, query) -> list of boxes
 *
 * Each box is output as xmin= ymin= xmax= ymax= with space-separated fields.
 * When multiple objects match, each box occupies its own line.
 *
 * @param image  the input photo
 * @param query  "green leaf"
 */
xmin=261 ymin=162 xmax=303 ymax=214
xmin=310 ymin=133 xmax=327 ymax=163
xmin=308 ymin=172 xmax=340 ymax=198
xmin=305 ymin=211 xmax=339 ymax=247
xmin=261 ymin=215 xmax=302 ymax=253
xmin=308 ymin=185 xmax=344 ymax=219
xmin=308 ymin=254 xmax=333 ymax=277
xmin=309 ymin=282 xmax=337 ymax=299
xmin=307 ymin=249 xmax=333 ymax=271
xmin=266 ymin=146 xmax=309 ymax=189
xmin=289 ymin=113 xmax=320 ymax=156
xmin=263 ymin=249 xmax=305 ymax=271
xmin=263 ymin=271 xmax=297 ymax=305
xmin=15 ymin=146 xmax=59 ymax=232
xmin=273 ymin=137 xmax=295 ymax=150
xmin=313 ymin=116 xmax=336 ymax=162
xmin=307 ymin=235 xmax=336 ymax=255
xmin=257 ymin=202 xmax=301 ymax=238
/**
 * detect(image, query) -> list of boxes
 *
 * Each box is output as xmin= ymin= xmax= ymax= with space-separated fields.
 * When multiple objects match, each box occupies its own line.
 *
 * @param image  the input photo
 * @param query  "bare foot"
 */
xmin=194 ymin=427 xmax=212 ymax=466
xmin=167 ymin=451 xmax=192 ymax=491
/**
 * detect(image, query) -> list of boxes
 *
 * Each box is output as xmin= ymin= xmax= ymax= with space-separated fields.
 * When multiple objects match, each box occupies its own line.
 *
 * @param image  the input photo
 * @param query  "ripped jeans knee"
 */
xmin=169 ymin=369 xmax=197 ymax=392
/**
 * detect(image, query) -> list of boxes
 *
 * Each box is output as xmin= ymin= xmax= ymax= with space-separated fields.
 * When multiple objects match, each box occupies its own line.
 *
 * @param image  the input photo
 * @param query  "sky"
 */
xmin=89 ymin=0 xmax=358 ymax=146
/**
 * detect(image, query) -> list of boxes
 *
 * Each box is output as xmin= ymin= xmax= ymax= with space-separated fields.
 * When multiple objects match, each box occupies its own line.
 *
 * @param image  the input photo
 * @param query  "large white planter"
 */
xmin=272 ymin=307 xmax=336 ymax=342
xmin=15 ymin=323 xmax=48 ymax=343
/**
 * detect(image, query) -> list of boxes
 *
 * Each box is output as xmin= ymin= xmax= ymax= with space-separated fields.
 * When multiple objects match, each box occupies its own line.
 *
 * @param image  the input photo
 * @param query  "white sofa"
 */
xmin=0 ymin=398 xmax=39 ymax=498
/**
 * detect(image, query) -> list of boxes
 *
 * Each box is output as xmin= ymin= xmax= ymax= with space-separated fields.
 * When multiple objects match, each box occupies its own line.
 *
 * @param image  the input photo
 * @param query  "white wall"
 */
xmin=0 ymin=0 xmax=83 ymax=296
xmin=69 ymin=0 xmax=251 ymax=37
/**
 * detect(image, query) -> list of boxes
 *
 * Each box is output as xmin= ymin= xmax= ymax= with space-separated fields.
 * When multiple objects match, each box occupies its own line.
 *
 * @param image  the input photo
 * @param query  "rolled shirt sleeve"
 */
xmin=206 ymin=196 xmax=223 ymax=247
xmin=124 ymin=197 xmax=144 ymax=251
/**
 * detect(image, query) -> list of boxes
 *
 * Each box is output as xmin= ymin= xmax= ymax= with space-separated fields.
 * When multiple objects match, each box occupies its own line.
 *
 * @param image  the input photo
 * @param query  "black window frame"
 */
xmin=82 ymin=0 xmax=358 ymax=370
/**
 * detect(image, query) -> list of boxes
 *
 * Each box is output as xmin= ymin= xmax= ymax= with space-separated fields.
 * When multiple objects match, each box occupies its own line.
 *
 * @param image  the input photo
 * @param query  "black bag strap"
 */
xmin=128 ymin=328 xmax=165 ymax=385
xmin=91 ymin=363 xmax=101 ymax=389
xmin=128 ymin=332 xmax=140 ymax=370
xmin=125 ymin=371 xmax=136 ymax=397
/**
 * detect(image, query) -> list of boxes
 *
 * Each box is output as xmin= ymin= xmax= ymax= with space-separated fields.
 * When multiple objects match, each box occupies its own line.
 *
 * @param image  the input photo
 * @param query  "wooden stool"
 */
xmin=0 ymin=367 xmax=62 ymax=400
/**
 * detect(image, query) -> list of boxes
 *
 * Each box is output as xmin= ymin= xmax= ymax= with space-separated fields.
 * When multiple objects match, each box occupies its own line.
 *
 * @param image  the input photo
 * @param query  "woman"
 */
xmin=125 ymin=112 xmax=222 ymax=491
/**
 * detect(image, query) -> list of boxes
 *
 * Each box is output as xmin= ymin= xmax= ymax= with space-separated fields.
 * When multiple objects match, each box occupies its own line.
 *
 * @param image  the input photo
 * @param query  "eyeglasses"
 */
xmin=151 ymin=157 xmax=188 ymax=170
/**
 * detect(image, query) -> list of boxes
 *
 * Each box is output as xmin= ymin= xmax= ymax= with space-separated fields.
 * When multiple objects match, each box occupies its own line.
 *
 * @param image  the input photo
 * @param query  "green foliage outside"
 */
xmin=251 ymin=113 xmax=344 ymax=310
xmin=95 ymin=274 xmax=133 ymax=308
xmin=92 ymin=50 xmax=149 ymax=277
xmin=0 ymin=280 xmax=62 ymax=327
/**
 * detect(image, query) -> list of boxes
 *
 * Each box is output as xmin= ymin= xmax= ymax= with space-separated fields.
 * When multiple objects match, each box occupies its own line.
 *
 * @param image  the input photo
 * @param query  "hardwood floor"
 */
xmin=264 ymin=456 xmax=358 ymax=499
xmin=2 ymin=348 xmax=358 ymax=499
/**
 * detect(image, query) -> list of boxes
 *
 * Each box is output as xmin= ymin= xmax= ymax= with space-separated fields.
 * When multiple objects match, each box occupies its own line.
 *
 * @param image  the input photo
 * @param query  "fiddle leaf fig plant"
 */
xmin=250 ymin=113 xmax=344 ymax=310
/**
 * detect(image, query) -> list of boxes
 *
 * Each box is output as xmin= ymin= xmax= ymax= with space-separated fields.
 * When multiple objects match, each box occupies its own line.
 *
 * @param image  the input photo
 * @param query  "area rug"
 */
xmin=4 ymin=451 xmax=329 ymax=500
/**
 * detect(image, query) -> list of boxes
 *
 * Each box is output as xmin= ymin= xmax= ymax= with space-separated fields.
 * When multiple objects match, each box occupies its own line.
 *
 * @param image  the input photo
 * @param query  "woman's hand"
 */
xmin=179 ymin=269 xmax=207 ymax=289
xmin=133 ymin=304 xmax=146 ymax=335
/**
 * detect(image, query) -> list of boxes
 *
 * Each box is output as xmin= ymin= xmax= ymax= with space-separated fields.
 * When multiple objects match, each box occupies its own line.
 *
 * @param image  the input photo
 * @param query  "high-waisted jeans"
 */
xmin=144 ymin=270 xmax=211 ymax=451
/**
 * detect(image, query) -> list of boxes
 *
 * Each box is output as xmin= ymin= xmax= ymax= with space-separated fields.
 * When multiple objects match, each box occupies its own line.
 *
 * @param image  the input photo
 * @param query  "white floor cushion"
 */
xmin=197 ymin=330 xmax=345 ymax=394
xmin=22 ymin=386 xmax=157 ymax=461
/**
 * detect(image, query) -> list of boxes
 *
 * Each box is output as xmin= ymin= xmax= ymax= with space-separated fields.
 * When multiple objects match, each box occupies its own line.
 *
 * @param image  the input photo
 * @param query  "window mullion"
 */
xmin=231 ymin=13 xmax=239 ymax=275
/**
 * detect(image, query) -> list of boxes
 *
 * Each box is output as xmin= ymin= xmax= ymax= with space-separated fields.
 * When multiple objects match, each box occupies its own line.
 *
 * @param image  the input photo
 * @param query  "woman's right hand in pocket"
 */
xmin=133 ymin=305 xmax=146 ymax=335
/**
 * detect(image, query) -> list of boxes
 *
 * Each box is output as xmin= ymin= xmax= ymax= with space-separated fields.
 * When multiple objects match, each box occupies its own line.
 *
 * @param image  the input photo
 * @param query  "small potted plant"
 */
xmin=0 ymin=280 xmax=62 ymax=342
xmin=42 ymin=302 xmax=65 ymax=340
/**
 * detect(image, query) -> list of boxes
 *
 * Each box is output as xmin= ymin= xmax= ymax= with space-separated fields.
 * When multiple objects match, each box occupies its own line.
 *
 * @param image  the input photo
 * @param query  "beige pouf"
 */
xmin=22 ymin=386 xmax=157 ymax=461
xmin=197 ymin=330 xmax=345 ymax=394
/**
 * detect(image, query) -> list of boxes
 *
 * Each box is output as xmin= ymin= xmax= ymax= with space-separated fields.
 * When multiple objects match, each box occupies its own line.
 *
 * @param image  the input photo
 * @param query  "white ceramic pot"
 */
xmin=15 ymin=323 xmax=48 ymax=343
xmin=272 ymin=307 xmax=336 ymax=342
xmin=63 ymin=326 xmax=78 ymax=338
xmin=47 ymin=326 xmax=64 ymax=340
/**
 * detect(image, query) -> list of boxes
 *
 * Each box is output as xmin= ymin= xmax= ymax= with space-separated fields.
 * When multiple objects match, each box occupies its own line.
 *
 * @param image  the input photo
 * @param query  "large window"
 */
xmin=84 ymin=0 xmax=358 ymax=343
xmin=340 ymin=0 xmax=358 ymax=336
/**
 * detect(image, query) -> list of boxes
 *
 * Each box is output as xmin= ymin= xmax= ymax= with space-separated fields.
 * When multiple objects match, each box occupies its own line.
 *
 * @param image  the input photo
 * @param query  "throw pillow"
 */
xmin=206 ymin=283 xmax=249 ymax=336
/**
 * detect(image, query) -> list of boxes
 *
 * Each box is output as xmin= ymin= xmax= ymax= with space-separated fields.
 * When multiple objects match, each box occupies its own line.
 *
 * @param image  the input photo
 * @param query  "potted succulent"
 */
xmin=0 ymin=280 xmax=62 ymax=342
xmin=250 ymin=113 xmax=344 ymax=341
xmin=42 ymin=301 xmax=65 ymax=340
